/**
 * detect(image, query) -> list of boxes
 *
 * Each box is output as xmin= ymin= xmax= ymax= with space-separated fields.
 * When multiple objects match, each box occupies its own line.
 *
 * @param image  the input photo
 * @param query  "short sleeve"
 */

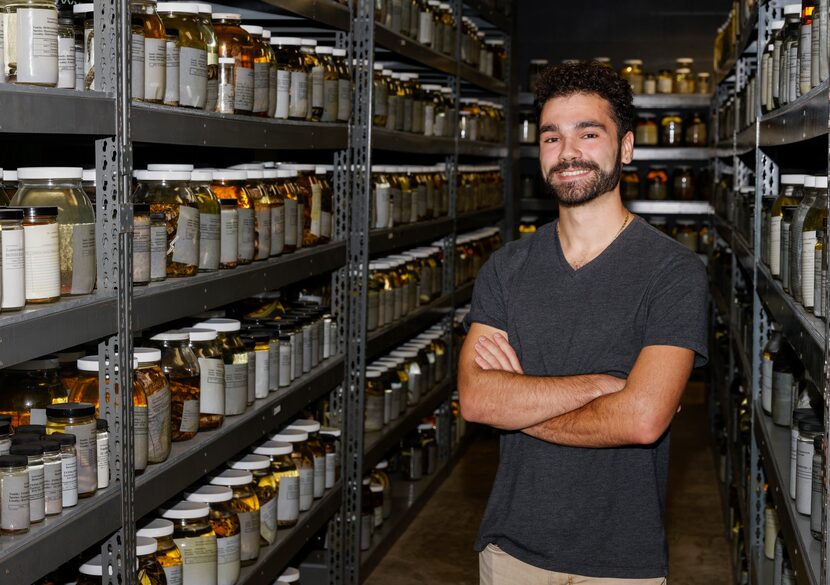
xmin=464 ymin=252 xmax=508 ymax=332
xmin=642 ymin=252 xmax=709 ymax=368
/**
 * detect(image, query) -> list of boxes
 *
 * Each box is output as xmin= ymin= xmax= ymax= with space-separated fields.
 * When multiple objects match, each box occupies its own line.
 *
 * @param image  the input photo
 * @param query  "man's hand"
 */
xmin=474 ymin=333 xmax=523 ymax=373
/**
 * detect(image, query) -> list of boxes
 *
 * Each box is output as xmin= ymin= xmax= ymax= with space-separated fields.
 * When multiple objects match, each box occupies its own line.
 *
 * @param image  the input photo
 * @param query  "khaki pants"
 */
xmin=480 ymin=543 xmax=667 ymax=585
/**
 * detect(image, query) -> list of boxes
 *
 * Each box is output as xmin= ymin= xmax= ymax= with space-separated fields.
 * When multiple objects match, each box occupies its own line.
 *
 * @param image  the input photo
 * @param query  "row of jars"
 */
xmin=374 ymin=0 xmax=456 ymax=56
xmin=371 ymin=67 xmax=457 ymax=137
xmin=760 ymin=173 xmax=828 ymax=318
xmin=718 ymin=75 xmax=757 ymax=137
xmin=713 ymin=0 xmax=756 ymax=74
xmin=760 ymin=2 xmax=829 ymax=115
xmin=458 ymin=165 xmax=503 ymax=214
xmin=132 ymin=163 xmax=334 ymax=283
xmin=461 ymin=17 xmax=507 ymax=81
xmin=622 ymin=165 xmax=703 ymax=202
xmin=365 ymin=327 xmax=449 ymax=433
xmin=455 ymin=227 xmax=501 ymax=287
xmin=634 ymin=112 xmax=708 ymax=147
xmin=367 ymin=248 xmax=444 ymax=332
xmin=459 ymin=98 xmax=506 ymax=143
xmin=370 ymin=166 xmax=449 ymax=229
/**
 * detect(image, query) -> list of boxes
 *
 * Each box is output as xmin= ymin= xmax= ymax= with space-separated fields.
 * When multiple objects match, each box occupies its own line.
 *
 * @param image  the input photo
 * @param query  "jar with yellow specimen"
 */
xmin=0 ymin=358 xmax=66 ymax=427
xmin=160 ymin=501 xmax=218 ymax=584
xmin=211 ymin=13 xmax=255 ymax=114
xmin=253 ymin=440 xmax=299 ymax=528
xmin=189 ymin=169 xmax=221 ymax=272
xmin=150 ymin=331 xmax=200 ymax=442
xmin=264 ymin=169 xmax=285 ymax=257
xmin=240 ymin=25 xmax=270 ymax=116
xmin=621 ymin=166 xmax=640 ymax=200
xmin=130 ymin=0 xmax=166 ymax=103
xmin=370 ymin=460 xmax=392 ymax=519
xmin=261 ymin=30 xmax=277 ymax=117
xmin=241 ymin=169 xmax=271 ymax=261
xmin=136 ymin=518 xmax=183 ymax=585
xmin=318 ymin=427 xmax=340 ymax=487
xmin=134 ymin=348 xmax=171 ymax=464
xmin=300 ymin=38 xmax=323 ymax=121
xmin=69 ymin=355 xmax=149 ymax=472
xmin=211 ymin=170 xmax=254 ymax=265
xmin=135 ymin=170 xmax=199 ymax=277
xmin=136 ymin=536 xmax=166 ymax=585
xmin=196 ymin=318 xmax=249 ymax=417
xmin=281 ymin=164 xmax=316 ymax=247
xmin=12 ymin=167 xmax=96 ymax=296
xmin=179 ymin=327 xmax=224 ymax=431
xmin=270 ymin=428 xmax=314 ymax=512
xmin=210 ymin=469 xmax=261 ymax=565
xmin=193 ymin=4 xmax=218 ymax=111
xmin=55 ymin=349 xmax=85 ymax=393
xmin=620 ymin=59 xmax=644 ymax=93
xmin=229 ymin=454 xmax=277 ymax=546
xmin=184 ymin=485 xmax=241 ymax=585
xmin=287 ymin=418 xmax=326 ymax=499
xmin=333 ymin=48 xmax=351 ymax=122
xmin=315 ymin=46 xmax=339 ymax=122
xmin=674 ymin=66 xmax=695 ymax=94
xmin=372 ymin=63 xmax=389 ymax=127
xmin=157 ymin=2 xmax=208 ymax=108
xmin=310 ymin=166 xmax=333 ymax=244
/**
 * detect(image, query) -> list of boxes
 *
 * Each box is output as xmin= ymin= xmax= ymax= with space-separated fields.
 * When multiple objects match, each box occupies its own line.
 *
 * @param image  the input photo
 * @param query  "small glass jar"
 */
xmin=229 ymin=454 xmax=277 ymax=546
xmin=134 ymin=347 xmax=172 ymax=464
xmin=270 ymin=36 xmax=306 ymax=120
xmin=0 ymin=207 xmax=25 ymax=311
xmin=184 ymin=485 xmax=241 ymax=585
xmin=643 ymin=72 xmax=657 ymax=95
xmin=0 ymin=357 xmax=66 ymax=427
xmin=634 ymin=114 xmax=658 ymax=145
xmin=136 ymin=518 xmax=183 ymax=585
xmin=150 ymin=331 xmax=200 ymax=442
xmin=365 ymin=371 xmax=386 ymax=432
xmin=9 ymin=442 xmax=44 ymax=524
xmin=674 ymin=220 xmax=699 ymax=252
xmin=389 ymin=349 xmax=423 ymax=405
xmin=253 ymin=440 xmax=299 ymax=528
xmin=621 ymin=166 xmax=640 ymax=201
xmin=672 ymin=166 xmax=696 ymax=201
xmin=183 ymin=327 xmax=225 ymax=430
xmin=697 ymin=72 xmax=711 ymax=95
xmin=212 ymin=170 xmax=254 ymax=265
xmin=160 ymin=501 xmax=218 ymax=584
xmin=212 ymin=13 xmax=255 ymax=115
xmin=240 ymin=169 xmax=271 ymax=261
xmin=400 ymin=430 xmax=423 ymax=481
xmin=136 ymin=536 xmax=167 ymax=585
xmin=646 ymin=166 xmax=669 ymax=200
xmin=287 ymin=418 xmax=326 ymax=499
xmin=370 ymin=460 xmax=392 ymax=519
xmin=77 ymin=554 xmax=103 ymax=585
xmin=656 ymin=69 xmax=673 ymax=94
xmin=0 ymin=453 xmax=30 ymax=533
xmin=659 ymin=113 xmax=684 ymax=146
xmin=156 ymin=3 xmax=208 ymax=108
xmin=300 ymin=38 xmax=324 ymax=121
xmin=45 ymin=402 xmax=97 ymax=498
xmin=45 ymin=431 xmax=78 ymax=508
xmin=209 ymin=469 xmax=261 ymax=565
xmin=319 ymin=427 xmax=341 ymax=489
xmin=674 ymin=67 xmax=695 ymax=94
xmin=218 ymin=196 xmax=239 ymax=269
xmin=270 ymin=428 xmax=314 ymax=512
xmin=239 ymin=25 xmax=270 ymax=116
xmin=620 ymin=59 xmax=644 ymax=94
xmin=418 ymin=422 xmax=437 ymax=474
xmin=12 ymin=206 xmax=61 ymax=304
xmin=130 ymin=0 xmax=167 ymax=103
xmin=188 ymin=169 xmax=221 ymax=273
xmin=685 ymin=112 xmax=708 ymax=146
xmin=36 ymin=439 xmax=61 ymax=516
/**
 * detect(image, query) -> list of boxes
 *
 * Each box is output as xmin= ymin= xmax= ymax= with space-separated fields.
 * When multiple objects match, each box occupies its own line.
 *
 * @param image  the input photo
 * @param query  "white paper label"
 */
xmin=179 ymin=46 xmax=207 ymax=108
xmin=16 ymin=8 xmax=58 ymax=85
xmin=179 ymin=399 xmax=199 ymax=433
xmin=147 ymin=385 xmax=171 ymax=462
xmin=163 ymin=565 xmax=183 ymax=585
xmin=1 ymin=227 xmax=25 ymax=309
xmin=270 ymin=205 xmax=284 ymax=256
xmin=68 ymin=222 xmax=96 ymax=295
xmin=762 ymin=355 xmax=773 ymax=413
xmin=254 ymin=349 xmax=269 ymax=399
xmin=0 ymin=14 xmax=5 ymax=79
xmin=150 ymin=223 xmax=167 ymax=279
xmin=321 ymin=211 xmax=332 ymax=239
xmin=268 ymin=64 xmax=277 ymax=116
xmin=43 ymin=459 xmax=61 ymax=514
xmin=60 ymin=452 xmax=77 ymax=507
xmin=131 ymin=32 xmax=144 ymax=98
xmin=96 ymin=432 xmax=109 ymax=489
xmin=255 ymin=206 xmax=270 ymax=260
xmin=310 ymin=184 xmax=323 ymax=237
xmin=277 ymin=474 xmax=300 ymax=521
xmin=237 ymin=208 xmax=255 ymax=261
xmin=296 ymin=203 xmax=304 ymax=249
xmin=0 ymin=472 xmax=29 ymax=531
xmin=375 ymin=183 xmax=391 ymax=229
xmin=145 ymin=37 xmax=166 ymax=100
xmin=322 ymin=78 xmax=338 ymax=121
xmin=171 ymin=205 xmax=199 ymax=266
xmin=253 ymin=61 xmax=269 ymax=113
xmin=238 ymin=510 xmax=260 ymax=562
xmin=57 ymin=35 xmax=74 ymax=88
xmin=27 ymin=463 xmax=44 ymax=522
xmin=234 ymin=64 xmax=254 ymax=111
xmin=289 ymin=70 xmax=308 ymax=118
xmin=268 ymin=342 xmax=278 ymax=390
xmin=771 ymin=216 xmax=782 ymax=275
xmin=311 ymin=65 xmax=324 ymax=109
xmin=174 ymin=535 xmax=218 ymax=585
xmin=23 ymin=222 xmax=59 ymax=301
xmin=133 ymin=219 xmax=150 ymax=282
xmin=299 ymin=466 xmax=313 ymax=510
xmin=275 ymin=69 xmax=290 ymax=119
xmin=224 ymin=362 xmax=248 ymax=415
xmin=199 ymin=356 xmax=225 ymax=415
xmin=199 ymin=213 xmax=220 ymax=271
xmin=418 ymin=12 xmax=433 ymax=45
xmin=802 ymin=230 xmax=818 ymax=307
xmin=260 ymin=496 xmax=277 ymax=544
xmin=279 ymin=344 xmax=291 ymax=387
xmin=313 ymin=455 xmax=325 ymax=498
xmin=134 ymin=405 xmax=149 ymax=470
xmin=164 ymin=39 xmax=179 ymax=104
xmin=284 ymin=199 xmax=298 ymax=247
xmin=338 ymin=78 xmax=351 ymax=121
xmin=247 ymin=352 xmax=255 ymax=404
xmin=801 ymin=24 xmax=813 ymax=93
xmin=325 ymin=452 xmax=336 ymax=488
xmin=64 ymin=420 xmax=96 ymax=495
xmin=217 ymin=71 xmax=234 ymax=113
xmin=216 ymin=534 xmax=240 ymax=585
xmin=220 ymin=208 xmax=238 ymax=265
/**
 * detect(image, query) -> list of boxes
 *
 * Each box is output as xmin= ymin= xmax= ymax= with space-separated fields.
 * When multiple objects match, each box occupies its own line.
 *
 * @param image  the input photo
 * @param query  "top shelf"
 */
xmin=759 ymin=80 xmax=829 ymax=148
xmin=463 ymin=0 xmax=512 ymax=33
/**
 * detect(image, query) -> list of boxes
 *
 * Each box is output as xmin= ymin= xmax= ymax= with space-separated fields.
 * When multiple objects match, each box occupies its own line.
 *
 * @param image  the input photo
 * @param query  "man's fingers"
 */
xmin=477 ymin=337 xmax=514 ymax=371
xmin=474 ymin=355 xmax=495 ymax=370
xmin=493 ymin=334 xmax=523 ymax=373
xmin=474 ymin=343 xmax=503 ymax=369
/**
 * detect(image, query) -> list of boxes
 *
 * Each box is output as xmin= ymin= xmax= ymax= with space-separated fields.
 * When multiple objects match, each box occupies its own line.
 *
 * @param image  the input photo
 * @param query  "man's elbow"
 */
xmin=631 ymin=416 xmax=671 ymax=445
xmin=457 ymin=376 xmax=484 ymax=423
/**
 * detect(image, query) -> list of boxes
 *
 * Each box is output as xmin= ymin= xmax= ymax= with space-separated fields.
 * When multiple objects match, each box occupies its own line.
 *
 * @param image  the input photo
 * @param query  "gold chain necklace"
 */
xmin=557 ymin=211 xmax=632 ymax=270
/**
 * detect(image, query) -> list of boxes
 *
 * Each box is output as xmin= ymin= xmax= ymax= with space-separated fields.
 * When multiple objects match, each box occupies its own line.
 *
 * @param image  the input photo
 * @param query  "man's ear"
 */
xmin=620 ymin=131 xmax=634 ymax=165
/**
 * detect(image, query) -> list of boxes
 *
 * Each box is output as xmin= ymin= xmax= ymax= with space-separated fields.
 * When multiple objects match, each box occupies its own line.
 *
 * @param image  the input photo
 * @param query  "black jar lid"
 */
xmin=11 ymin=433 xmax=43 ymax=445
xmin=0 ymin=454 xmax=28 ymax=468
xmin=133 ymin=203 xmax=151 ymax=214
xmin=9 ymin=205 xmax=59 ymax=219
xmin=97 ymin=418 xmax=108 ymax=431
xmin=241 ymin=337 xmax=256 ymax=350
xmin=33 ymin=440 xmax=60 ymax=453
xmin=219 ymin=198 xmax=238 ymax=205
xmin=10 ymin=443 xmax=44 ymax=457
xmin=15 ymin=424 xmax=46 ymax=435
xmin=0 ymin=422 xmax=9 ymax=435
xmin=46 ymin=402 xmax=96 ymax=419
xmin=793 ymin=408 xmax=816 ymax=423
xmin=0 ymin=208 xmax=24 ymax=221
xmin=45 ymin=432 xmax=77 ymax=446
xmin=799 ymin=418 xmax=824 ymax=433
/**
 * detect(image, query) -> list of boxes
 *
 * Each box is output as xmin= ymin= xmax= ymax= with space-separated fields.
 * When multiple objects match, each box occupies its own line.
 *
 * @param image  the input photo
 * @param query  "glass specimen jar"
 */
xmin=134 ymin=347 xmax=171 ymax=464
xmin=229 ymin=454 xmax=277 ymax=546
xmin=57 ymin=14 xmax=75 ymax=88
xmin=0 ymin=454 xmax=30 ymax=533
xmin=160 ymin=501 xmax=218 ymax=585
xmin=673 ymin=67 xmax=695 ymax=94
xmin=300 ymin=38 xmax=323 ymax=121
xmin=270 ymin=428 xmax=314 ymax=512
xmin=0 ymin=357 xmax=65 ymax=427
xmin=131 ymin=0 xmax=166 ymax=102
xmin=315 ymin=46 xmax=339 ymax=122
xmin=13 ymin=167 xmax=96 ymax=296
xmin=8 ymin=442 xmax=44 ymax=524
xmin=263 ymin=169 xmax=284 ymax=257
xmin=133 ymin=203 xmax=151 ymax=285
xmin=150 ymin=212 xmax=167 ymax=282
xmin=45 ymin=402 xmax=96 ymax=498
xmin=400 ymin=429 xmax=423 ymax=480
xmin=365 ymin=371 xmax=385 ymax=432
xmin=646 ymin=166 xmax=669 ymax=200
xmin=184 ymin=485 xmax=241 ymax=585
xmin=332 ymin=47 xmax=351 ymax=122
xmin=685 ymin=112 xmax=708 ymax=146
xmin=196 ymin=318 xmax=249 ymax=416
xmin=270 ymin=36 xmax=306 ymax=120
xmin=659 ymin=112 xmax=684 ymax=146
xmin=620 ymin=59 xmax=644 ymax=93
xmin=156 ymin=2 xmax=208 ymax=108
xmin=287 ymin=418 xmax=326 ymax=499
xmin=211 ymin=170 xmax=254 ymax=265
xmin=215 ymin=56 xmax=235 ymax=113
xmin=634 ymin=114 xmax=658 ymax=145
xmin=620 ymin=166 xmax=640 ymax=201
xmin=319 ymin=427 xmax=340 ymax=488
xmin=3 ymin=0 xmax=59 ymax=86
xmin=150 ymin=331 xmax=200 ymax=442
xmin=241 ymin=169 xmax=271 ymax=261
xmin=527 ymin=58 xmax=548 ymax=90
xmin=0 ymin=206 xmax=25 ymax=311
xmin=136 ymin=536 xmax=166 ymax=585
xmin=253 ymin=440 xmax=299 ymax=528
xmin=672 ymin=166 xmax=696 ymax=200
xmin=211 ymin=13 xmax=255 ymax=114
xmin=674 ymin=220 xmax=699 ymax=252
xmin=135 ymin=170 xmax=200 ymax=277
xmin=210 ymin=469 xmax=260 ymax=566
xmin=239 ymin=25 xmax=269 ymax=116
xmin=182 ymin=327 xmax=224 ymax=430
xmin=189 ymin=169 xmax=221 ymax=272
xmin=137 ymin=518 xmax=183 ymax=585
xmin=219 ymin=197 xmax=238 ymax=268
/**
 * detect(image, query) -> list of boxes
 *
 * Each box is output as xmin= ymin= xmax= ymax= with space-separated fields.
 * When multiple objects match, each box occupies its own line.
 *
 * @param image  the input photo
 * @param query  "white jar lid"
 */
xmin=319 ymin=426 xmax=341 ymax=437
xmin=275 ymin=170 xmax=293 ymax=178
xmin=134 ymin=347 xmax=162 ymax=364
xmin=79 ymin=554 xmax=103 ymax=576
xmin=185 ymin=484 xmax=234 ymax=503
xmin=382 ymin=69 xmax=393 ymax=76
xmin=332 ymin=48 xmax=346 ymax=57
xmin=198 ymin=318 xmax=242 ymax=332
xmin=3 ymin=170 xmax=17 ymax=181
xmin=219 ymin=57 xmax=235 ymax=64
xmin=160 ymin=500 xmax=210 ymax=519
xmin=212 ymin=170 xmax=247 ymax=181
xmin=73 ymin=3 xmax=94 ymax=14
xmin=136 ymin=536 xmax=158 ymax=556
xmin=263 ymin=30 xmax=271 ymax=39
xmin=288 ymin=418 xmax=321 ymax=433
xmin=246 ymin=170 xmax=264 ymax=180
xmin=143 ymin=170 xmax=191 ymax=181
xmin=783 ymin=3 xmax=801 ymax=15
xmin=151 ymin=331 xmax=190 ymax=342
xmin=17 ymin=167 xmax=83 ymax=180
xmin=271 ymin=428 xmax=308 ymax=443
xmin=390 ymin=350 xmax=418 ymax=359
xmin=147 ymin=163 xmax=195 ymax=172
xmin=178 ymin=327 xmax=219 ymax=342
xmin=804 ymin=176 xmax=817 ymax=188
xmin=623 ymin=59 xmax=643 ymax=65
xmin=83 ymin=169 xmax=96 ymax=183
xmin=210 ymin=469 xmax=254 ymax=486
xmin=301 ymin=38 xmax=317 ymax=47
xmin=137 ymin=518 xmax=174 ymax=538
xmin=77 ymin=355 xmax=101 ymax=372
xmin=417 ymin=423 xmax=433 ymax=431
xmin=817 ymin=176 xmax=828 ymax=189
xmin=315 ymin=165 xmax=333 ymax=174
xmin=194 ymin=3 xmax=212 ymax=14
xmin=241 ymin=24 xmax=263 ymax=35
xmin=212 ymin=12 xmax=241 ymax=19
xmin=781 ymin=174 xmax=806 ymax=184
xmin=375 ymin=459 xmax=388 ymax=470
xmin=279 ymin=567 xmax=300 ymax=583
xmin=278 ymin=163 xmax=316 ymax=172
xmin=370 ymin=484 xmax=383 ymax=493
xmin=263 ymin=169 xmax=279 ymax=179
xmin=229 ymin=454 xmax=271 ymax=471
xmin=365 ymin=371 xmax=382 ymax=379
xmin=271 ymin=37 xmax=302 ymax=46
xmin=253 ymin=440 xmax=293 ymax=456
xmin=190 ymin=169 xmax=213 ymax=182
xmin=157 ymin=2 xmax=199 ymax=14
xmin=315 ymin=46 xmax=333 ymax=55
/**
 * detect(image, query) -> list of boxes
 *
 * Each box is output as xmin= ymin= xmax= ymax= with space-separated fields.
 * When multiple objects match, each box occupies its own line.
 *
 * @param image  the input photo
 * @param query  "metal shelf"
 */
xmin=454 ymin=280 xmax=474 ymax=307
xmin=132 ymin=103 xmax=348 ymax=149
xmin=456 ymin=206 xmax=503 ymax=232
xmin=0 ymin=488 xmax=120 ymax=584
xmin=733 ymin=231 xmax=755 ymax=286
xmin=0 ymin=85 xmax=115 ymax=135
xmin=626 ymin=201 xmax=714 ymax=215
xmin=241 ymin=0 xmax=352 ymax=30
xmin=736 ymin=126 xmax=755 ymax=155
xmin=755 ymin=262 xmax=825 ymax=386
xmin=463 ymin=0 xmax=512 ymax=33
xmin=371 ymin=127 xmax=455 ymax=154
xmin=759 ymin=81 xmax=829 ymax=147
xmin=519 ymin=145 xmax=714 ymax=160
xmin=238 ymin=481 xmax=343 ymax=585
xmin=133 ymin=242 xmax=346 ymax=332
xmin=457 ymin=139 xmax=508 ymax=158
xmin=134 ymin=356 xmax=345 ymax=518
xmin=363 ymin=377 xmax=453 ymax=472
xmin=366 ymin=294 xmax=452 ymax=359
xmin=714 ymin=214 xmax=734 ymax=243
xmin=754 ymin=410 xmax=820 ymax=585
xmin=369 ymin=217 xmax=454 ymax=256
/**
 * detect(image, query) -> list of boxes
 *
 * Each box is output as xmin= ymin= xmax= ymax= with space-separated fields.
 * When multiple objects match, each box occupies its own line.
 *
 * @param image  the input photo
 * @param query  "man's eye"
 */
xmin=582 ymin=133 xmax=597 ymax=139
xmin=543 ymin=137 xmax=559 ymax=143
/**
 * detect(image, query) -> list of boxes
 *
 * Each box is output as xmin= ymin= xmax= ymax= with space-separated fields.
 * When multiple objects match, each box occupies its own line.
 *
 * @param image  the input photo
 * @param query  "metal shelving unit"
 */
xmin=758 ymin=81 xmax=829 ymax=147
xmin=366 ymin=295 xmax=453 ymax=359
xmin=457 ymin=206 xmax=504 ymax=232
xmin=369 ymin=218 xmax=454 ymax=256
xmin=0 ymin=85 xmax=115 ymax=135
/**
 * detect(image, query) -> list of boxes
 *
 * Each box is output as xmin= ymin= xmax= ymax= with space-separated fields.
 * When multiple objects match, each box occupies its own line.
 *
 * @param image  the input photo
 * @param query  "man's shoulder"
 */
xmin=627 ymin=218 xmax=704 ymax=268
xmin=489 ymin=221 xmax=555 ymax=266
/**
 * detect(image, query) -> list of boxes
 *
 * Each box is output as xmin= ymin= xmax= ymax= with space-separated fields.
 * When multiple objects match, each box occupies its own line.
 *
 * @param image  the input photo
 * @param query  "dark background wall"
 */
xmin=515 ymin=0 xmax=731 ymax=92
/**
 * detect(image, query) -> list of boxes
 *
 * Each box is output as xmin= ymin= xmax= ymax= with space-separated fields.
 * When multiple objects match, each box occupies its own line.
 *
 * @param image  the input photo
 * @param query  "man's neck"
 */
xmin=557 ymin=191 xmax=630 ymax=264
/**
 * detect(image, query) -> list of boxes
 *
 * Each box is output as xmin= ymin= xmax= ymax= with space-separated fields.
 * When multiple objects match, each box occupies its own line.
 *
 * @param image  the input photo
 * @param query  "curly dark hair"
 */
xmin=533 ymin=60 xmax=635 ymax=140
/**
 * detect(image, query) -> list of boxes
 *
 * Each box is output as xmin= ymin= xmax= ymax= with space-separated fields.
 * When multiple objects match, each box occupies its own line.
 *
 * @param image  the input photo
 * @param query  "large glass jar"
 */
xmin=314 ymin=46 xmax=339 ymax=122
xmin=646 ymin=166 xmax=669 ymax=200
xmin=275 ymin=169 xmax=300 ymax=253
xmin=12 ymin=167 xmax=96 ymax=296
xmin=634 ymin=114 xmax=658 ymax=145
xmin=210 ymin=469 xmax=260 ymax=565
xmin=281 ymin=164 xmax=315 ymax=248
xmin=299 ymin=38 xmax=322 ymax=121
xmin=229 ymin=454 xmax=277 ymax=546
xmin=372 ymin=63 xmax=389 ymax=127
xmin=659 ymin=113 xmax=684 ymax=146
xmin=674 ymin=67 xmax=695 ymax=94
xmin=193 ymin=3 xmax=218 ymax=111
xmin=621 ymin=166 xmax=640 ymax=201
xmin=196 ymin=318 xmax=249 ymax=416
xmin=241 ymin=169 xmax=271 ymax=261
xmin=287 ymin=418 xmax=326 ymax=499
xmin=181 ymin=327 xmax=224 ymax=430
xmin=253 ymin=440 xmax=299 ymax=528
xmin=187 ymin=169 xmax=221 ymax=272
xmin=674 ymin=220 xmax=699 ymax=252
xmin=185 ymin=484 xmax=241 ymax=585
xmin=3 ymin=0 xmax=59 ymax=86
xmin=45 ymin=402 xmax=97 ymax=498
xmin=211 ymin=13 xmax=255 ymax=114
xmin=685 ymin=112 xmax=708 ymax=146
xmin=672 ymin=166 xmax=696 ymax=201
xmin=269 ymin=36 xmax=306 ymax=120
xmin=136 ymin=536 xmax=166 ymax=585
xmin=150 ymin=331 xmax=200 ymax=442
xmin=310 ymin=166 xmax=333 ymax=244
xmin=134 ymin=347 xmax=171 ymax=464
xmin=270 ymin=428 xmax=314 ymax=512
xmin=620 ymin=59 xmax=644 ymax=93
xmin=156 ymin=2 xmax=208 ymax=108
xmin=239 ymin=25 xmax=270 ymax=116
xmin=332 ymin=47 xmax=351 ymax=122
xmin=0 ymin=358 xmax=66 ymax=427
xmin=130 ymin=0 xmax=166 ymax=103
xmin=160 ymin=501 xmax=218 ymax=584
xmin=136 ymin=518 xmax=183 ymax=585
xmin=135 ymin=170 xmax=200 ymax=277
xmin=211 ymin=170 xmax=254 ymax=265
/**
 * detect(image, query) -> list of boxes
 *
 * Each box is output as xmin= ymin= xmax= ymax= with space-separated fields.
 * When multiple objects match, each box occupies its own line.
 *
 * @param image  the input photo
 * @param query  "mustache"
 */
xmin=547 ymin=160 xmax=601 ymax=175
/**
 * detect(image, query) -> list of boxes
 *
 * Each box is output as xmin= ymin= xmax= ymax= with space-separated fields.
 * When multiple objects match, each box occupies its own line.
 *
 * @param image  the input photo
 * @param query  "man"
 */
xmin=458 ymin=61 xmax=708 ymax=585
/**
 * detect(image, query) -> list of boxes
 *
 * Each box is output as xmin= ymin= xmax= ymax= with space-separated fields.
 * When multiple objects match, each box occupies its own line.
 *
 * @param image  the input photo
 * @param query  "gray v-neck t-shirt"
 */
xmin=464 ymin=216 xmax=708 ymax=579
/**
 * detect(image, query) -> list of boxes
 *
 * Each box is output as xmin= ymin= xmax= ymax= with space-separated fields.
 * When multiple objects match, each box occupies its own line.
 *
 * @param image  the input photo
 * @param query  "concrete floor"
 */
xmin=364 ymin=382 xmax=732 ymax=584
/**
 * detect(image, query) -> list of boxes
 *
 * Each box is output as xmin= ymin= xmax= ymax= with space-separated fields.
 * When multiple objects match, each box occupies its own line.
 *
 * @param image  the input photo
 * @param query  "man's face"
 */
xmin=538 ymin=93 xmax=633 ymax=207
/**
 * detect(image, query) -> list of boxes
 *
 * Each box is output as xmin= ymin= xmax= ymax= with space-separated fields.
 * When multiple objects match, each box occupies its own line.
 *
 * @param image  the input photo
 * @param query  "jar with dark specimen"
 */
xmin=150 ymin=331 xmax=200 ymax=442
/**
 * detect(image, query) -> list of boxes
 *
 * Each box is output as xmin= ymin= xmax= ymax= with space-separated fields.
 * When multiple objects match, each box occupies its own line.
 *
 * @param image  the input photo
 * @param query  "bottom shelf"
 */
xmin=238 ymin=481 xmax=342 ymax=585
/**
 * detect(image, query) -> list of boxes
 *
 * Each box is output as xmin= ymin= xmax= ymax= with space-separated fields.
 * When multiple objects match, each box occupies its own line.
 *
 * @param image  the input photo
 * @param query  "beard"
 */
xmin=544 ymin=146 xmax=623 ymax=208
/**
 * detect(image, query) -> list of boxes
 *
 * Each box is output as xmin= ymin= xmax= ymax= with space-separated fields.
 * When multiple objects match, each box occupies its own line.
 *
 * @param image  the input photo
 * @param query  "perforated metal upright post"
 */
xmin=94 ymin=0 xmax=134 ymax=582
